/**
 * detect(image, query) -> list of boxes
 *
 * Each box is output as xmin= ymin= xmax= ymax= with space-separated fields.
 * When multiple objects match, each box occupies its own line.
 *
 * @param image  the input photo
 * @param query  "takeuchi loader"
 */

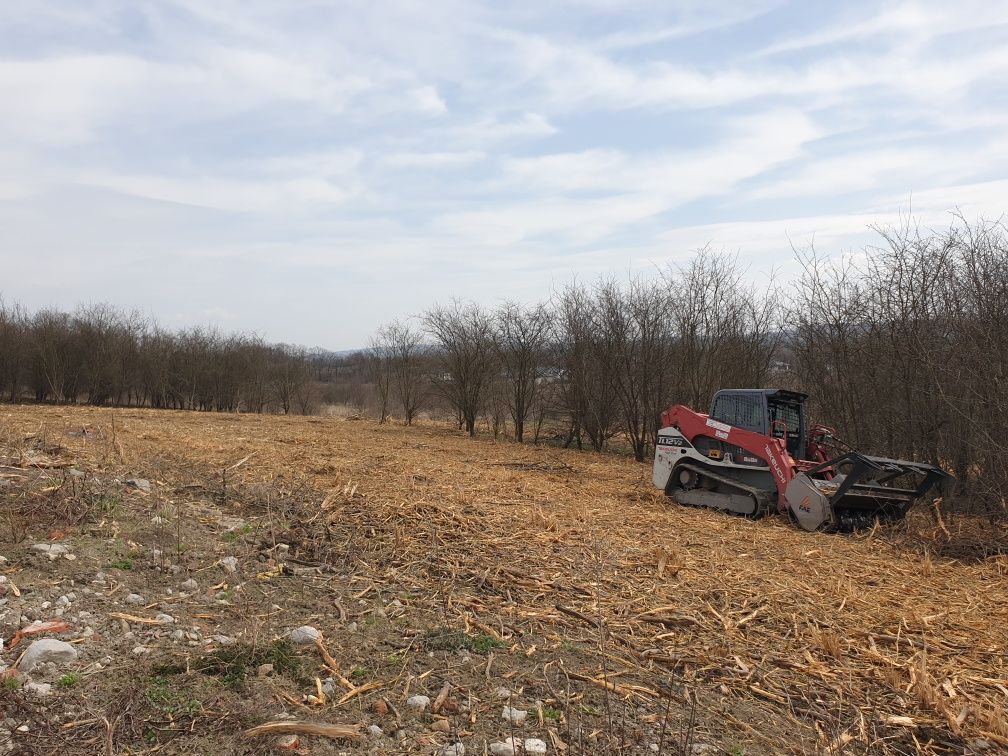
xmin=653 ymin=389 xmax=949 ymax=532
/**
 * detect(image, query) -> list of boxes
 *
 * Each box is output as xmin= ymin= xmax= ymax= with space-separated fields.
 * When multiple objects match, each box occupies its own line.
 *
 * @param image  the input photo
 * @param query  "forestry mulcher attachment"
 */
xmin=653 ymin=389 xmax=949 ymax=532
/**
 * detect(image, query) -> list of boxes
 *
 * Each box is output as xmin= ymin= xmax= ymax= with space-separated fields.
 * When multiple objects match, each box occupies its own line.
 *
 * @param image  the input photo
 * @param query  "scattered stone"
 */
xmin=17 ymin=639 xmax=78 ymax=673
xmin=212 ymin=635 xmax=235 ymax=646
xmin=691 ymin=746 xmax=717 ymax=755
xmin=275 ymin=733 xmax=299 ymax=750
xmin=490 ymin=739 xmax=520 ymax=756
xmin=407 ymin=694 xmax=431 ymax=713
xmin=67 ymin=468 xmax=85 ymax=479
xmin=124 ymin=478 xmax=150 ymax=492
xmin=494 ymin=686 xmax=513 ymax=700
xmin=287 ymin=625 xmax=321 ymax=644
xmin=23 ymin=682 xmax=52 ymax=699
xmin=442 ymin=745 xmax=464 ymax=756
xmin=367 ymin=724 xmax=384 ymax=738
xmin=181 ymin=579 xmax=198 ymax=592
xmin=31 ymin=543 xmax=69 ymax=559
xmin=501 ymin=706 xmax=527 ymax=725
xmin=430 ymin=719 xmax=450 ymax=732
xmin=219 ymin=556 xmax=239 ymax=574
xmin=125 ymin=593 xmax=144 ymax=606
xmin=56 ymin=595 xmax=71 ymax=608
xmin=346 ymin=621 xmax=358 ymax=632
xmin=170 ymin=629 xmax=185 ymax=642
xmin=257 ymin=663 xmax=274 ymax=677
xmin=155 ymin=613 xmax=175 ymax=624
xmin=132 ymin=646 xmax=150 ymax=656
xmin=524 ymin=738 xmax=548 ymax=755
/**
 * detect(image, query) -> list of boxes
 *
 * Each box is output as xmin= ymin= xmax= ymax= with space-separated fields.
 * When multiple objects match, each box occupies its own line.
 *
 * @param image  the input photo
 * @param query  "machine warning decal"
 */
xmin=657 ymin=435 xmax=691 ymax=448
xmin=714 ymin=429 xmax=729 ymax=440
xmin=705 ymin=418 xmax=732 ymax=433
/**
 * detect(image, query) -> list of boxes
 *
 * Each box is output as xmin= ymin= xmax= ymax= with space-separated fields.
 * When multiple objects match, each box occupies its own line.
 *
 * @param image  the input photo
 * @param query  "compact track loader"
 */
xmin=653 ymin=389 xmax=949 ymax=532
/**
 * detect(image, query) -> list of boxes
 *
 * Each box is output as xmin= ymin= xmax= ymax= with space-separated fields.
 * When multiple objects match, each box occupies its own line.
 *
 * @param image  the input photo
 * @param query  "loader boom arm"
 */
xmin=660 ymin=404 xmax=796 ymax=512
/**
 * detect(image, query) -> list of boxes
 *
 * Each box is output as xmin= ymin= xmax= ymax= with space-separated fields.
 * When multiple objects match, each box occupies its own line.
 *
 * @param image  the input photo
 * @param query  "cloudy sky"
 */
xmin=3 ymin=1 xmax=1008 ymax=348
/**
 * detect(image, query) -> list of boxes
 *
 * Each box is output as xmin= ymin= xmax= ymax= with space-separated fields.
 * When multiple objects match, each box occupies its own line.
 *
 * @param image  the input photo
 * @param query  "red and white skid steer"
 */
xmin=653 ymin=389 xmax=949 ymax=532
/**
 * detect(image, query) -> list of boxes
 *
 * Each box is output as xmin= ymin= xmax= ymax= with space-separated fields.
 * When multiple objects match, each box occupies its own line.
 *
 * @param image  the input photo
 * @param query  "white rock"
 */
xmin=494 ymin=686 xmax=513 ymax=700
xmin=367 ymin=724 xmax=384 ymax=737
xmin=287 ymin=625 xmax=321 ymax=644
xmin=31 ymin=543 xmax=69 ymax=556
xmin=24 ymin=682 xmax=52 ymax=699
xmin=125 ymin=593 xmax=144 ymax=606
xmin=490 ymin=738 xmax=521 ymax=756
xmin=524 ymin=738 xmax=548 ymax=755
xmin=219 ymin=556 xmax=239 ymax=573
xmin=17 ymin=639 xmax=78 ymax=672
xmin=406 ymin=694 xmax=431 ymax=712
xmin=501 ymin=706 xmax=528 ymax=725
xmin=442 ymin=745 xmax=465 ymax=756
xmin=124 ymin=478 xmax=150 ymax=492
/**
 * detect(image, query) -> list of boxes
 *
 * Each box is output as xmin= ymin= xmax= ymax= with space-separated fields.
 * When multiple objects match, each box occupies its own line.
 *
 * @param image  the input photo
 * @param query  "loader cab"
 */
xmin=709 ymin=389 xmax=808 ymax=458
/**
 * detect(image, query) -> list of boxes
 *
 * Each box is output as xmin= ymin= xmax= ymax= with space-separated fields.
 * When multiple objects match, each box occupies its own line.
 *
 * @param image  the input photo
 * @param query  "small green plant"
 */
xmin=350 ymin=666 xmax=368 ymax=681
xmin=221 ymin=523 xmax=254 ymax=542
xmin=559 ymin=640 xmax=576 ymax=653
xmin=145 ymin=676 xmax=202 ymax=716
xmin=0 ymin=676 xmax=20 ymax=691
xmin=385 ymin=652 xmax=404 ymax=666
xmin=193 ymin=639 xmax=305 ymax=687
xmin=57 ymin=673 xmax=79 ymax=688
xmin=422 ymin=627 xmax=502 ymax=654
xmin=472 ymin=634 xmax=503 ymax=653
xmin=730 ymin=747 xmax=746 ymax=756
xmin=542 ymin=705 xmax=562 ymax=721
xmin=109 ymin=557 xmax=133 ymax=570
xmin=95 ymin=494 xmax=121 ymax=517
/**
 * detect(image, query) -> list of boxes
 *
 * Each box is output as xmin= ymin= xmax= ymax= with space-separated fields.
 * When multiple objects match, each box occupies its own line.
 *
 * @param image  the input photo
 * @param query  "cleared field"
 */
xmin=1 ymin=405 xmax=1006 ymax=755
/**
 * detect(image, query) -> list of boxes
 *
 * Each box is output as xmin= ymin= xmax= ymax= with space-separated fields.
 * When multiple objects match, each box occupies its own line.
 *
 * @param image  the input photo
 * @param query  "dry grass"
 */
xmin=2 ymin=403 xmax=1007 ymax=754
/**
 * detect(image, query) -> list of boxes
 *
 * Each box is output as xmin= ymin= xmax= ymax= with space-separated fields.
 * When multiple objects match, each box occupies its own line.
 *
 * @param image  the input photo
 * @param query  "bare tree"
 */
xmin=383 ymin=320 xmax=427 ymax=425
xmin=494 ymin=301 xmax=552 ymax=442
xmin=422 ymin=301 xmax=497 ymax=437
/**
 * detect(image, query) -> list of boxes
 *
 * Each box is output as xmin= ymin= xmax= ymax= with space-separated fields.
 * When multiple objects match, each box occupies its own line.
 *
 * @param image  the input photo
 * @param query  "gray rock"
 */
xmin=132 ymin=645 xmax=150 ymax=656
xmin=212 ymin=635 xmax=235 ymax=645
xmin=219 ymin=556 xmax=239 ymax=574
xmin=125 ymin=593 xmax=144 ymax=606
xmin=17 ymin=639 xmax=78 ymax=672
xmin=23 ymin=682 xmax=52 ymax=699
xmin=494 ymin=686 xmax=513 ymax=700
xmin=501 ymin=706 xmax=527 ymax=725
xmin=406 ymin=694 xmax=431 ymax=712
xmin=257 ymin=663 xmax=274 ymax=677
xmin=287 ymin=625 xmax=321 ymax=644
xmin=124 ymin=478 xmax=150 ymax=492
xmin=155 ymin=613 xmax=174 ymax=624
xmin=181 ymin=579 xmax=198 ymax=592
xmin=56 ymin=595 xmax=71 ymax=608
xmin=490 ymin=739 xmax=520 ymax=756
xmin=524 ymin=738 xmax=547 ymax=755
xmin=31 ymin=543 xmax=69 ymax=559
xmin=367 ymin=724 xmax=384 ymax=737
xmin=442 ymin=744 xmax=464 ymax=756
xmin=170 ymin=629 xmax=185 ymax=642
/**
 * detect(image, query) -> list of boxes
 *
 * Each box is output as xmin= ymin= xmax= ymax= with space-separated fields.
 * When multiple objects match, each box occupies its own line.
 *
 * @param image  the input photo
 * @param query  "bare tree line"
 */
xmin=0 ymin=302 xmax=316 ymax=414
xmin=4 ymin=215 xmax=1008 ymax=514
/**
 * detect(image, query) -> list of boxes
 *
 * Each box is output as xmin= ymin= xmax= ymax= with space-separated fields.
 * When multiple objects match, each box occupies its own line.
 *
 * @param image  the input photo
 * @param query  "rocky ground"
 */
xmin=0 ymin=405 xmax=1006 ymax=755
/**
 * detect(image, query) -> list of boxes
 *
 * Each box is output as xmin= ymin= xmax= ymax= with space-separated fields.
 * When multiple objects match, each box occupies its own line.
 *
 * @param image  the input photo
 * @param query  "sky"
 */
xmin=2 ymin=1 xmax=1008 ymax=349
